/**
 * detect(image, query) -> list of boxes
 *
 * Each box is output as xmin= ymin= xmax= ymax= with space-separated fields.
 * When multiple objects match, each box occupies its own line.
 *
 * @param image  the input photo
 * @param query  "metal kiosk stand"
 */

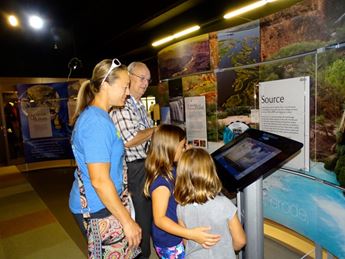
xmin=237 ymin=178 xmax=264 ymax=259
xmin=211 ymin=129 xmax=303 ymax=259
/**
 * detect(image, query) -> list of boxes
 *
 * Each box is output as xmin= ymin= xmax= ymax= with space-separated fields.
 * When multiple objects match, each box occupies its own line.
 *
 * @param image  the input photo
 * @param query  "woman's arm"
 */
xmin=88 ymin=163 xmax=142 ymax=249
xmin=228 ymin=213 xmax=246 ymax=251
xmin=152 ymin=186 xmax=220 ymax=247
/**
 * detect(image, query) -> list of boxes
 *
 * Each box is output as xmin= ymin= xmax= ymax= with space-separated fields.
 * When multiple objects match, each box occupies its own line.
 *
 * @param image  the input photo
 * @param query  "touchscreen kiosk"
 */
xmin=212 ymin=128 xmax=303 ymax=192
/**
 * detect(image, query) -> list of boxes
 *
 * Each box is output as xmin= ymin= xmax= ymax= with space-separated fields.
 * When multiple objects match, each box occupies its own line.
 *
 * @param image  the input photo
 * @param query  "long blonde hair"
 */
xmin=144 ymin=124 xmax=185 ymax=197
xmin=71 ymin=59 xmax=127 ymax=125
xmin=175 ymin=148 xmax=222 ymax=206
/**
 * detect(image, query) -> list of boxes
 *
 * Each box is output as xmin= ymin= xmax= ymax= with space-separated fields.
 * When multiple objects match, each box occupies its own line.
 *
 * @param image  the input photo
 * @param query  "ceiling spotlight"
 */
xmin=8 ymin=15 xmax=19 ymax=27
xmin=28 ymin=15 xmax=44 ymax=30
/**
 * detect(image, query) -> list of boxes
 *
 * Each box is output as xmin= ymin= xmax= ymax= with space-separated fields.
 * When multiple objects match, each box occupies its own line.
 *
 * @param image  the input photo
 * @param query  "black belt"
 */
xmin=127 ymin=158 xmax=145 ymax=164
xmin=89 ymin=207 xmax=112 ymax=218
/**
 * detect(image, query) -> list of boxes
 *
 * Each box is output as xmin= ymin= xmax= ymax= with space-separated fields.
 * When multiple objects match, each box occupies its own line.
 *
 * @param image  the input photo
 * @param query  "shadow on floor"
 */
xmin=23 ymin=167 xmax=87 ymax=256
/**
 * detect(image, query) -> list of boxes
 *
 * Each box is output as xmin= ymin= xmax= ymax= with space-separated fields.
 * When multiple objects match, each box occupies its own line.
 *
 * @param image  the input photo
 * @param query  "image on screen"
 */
xmin=215 ymin=137 xmax=281 ymax=180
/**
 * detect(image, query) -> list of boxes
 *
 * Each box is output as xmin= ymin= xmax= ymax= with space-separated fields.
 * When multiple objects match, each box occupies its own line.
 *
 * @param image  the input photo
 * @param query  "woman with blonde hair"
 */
xmin=175 ymin=148 xmax=246 ymax=259
xmin=144 ymin=124 xmax=220 ymax=258
xmin=69 ymin=59 xmax=141 ymax=258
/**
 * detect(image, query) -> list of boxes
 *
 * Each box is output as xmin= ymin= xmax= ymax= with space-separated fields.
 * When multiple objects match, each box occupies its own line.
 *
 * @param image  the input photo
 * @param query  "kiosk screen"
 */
xmin=212 ymin=129 xmax=303 ymax=192
xmin=214 ymin=137 xmax=281 ymax=180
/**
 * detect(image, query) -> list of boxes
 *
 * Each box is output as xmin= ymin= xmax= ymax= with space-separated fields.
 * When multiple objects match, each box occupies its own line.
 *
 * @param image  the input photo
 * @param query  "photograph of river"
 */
xmin=215 ymin=21 xmax=260 ymax=136
xmin=157 ymin=34 xmax=211 ymax=80
xmin=217 ymin=21 xmax=260 ymax=69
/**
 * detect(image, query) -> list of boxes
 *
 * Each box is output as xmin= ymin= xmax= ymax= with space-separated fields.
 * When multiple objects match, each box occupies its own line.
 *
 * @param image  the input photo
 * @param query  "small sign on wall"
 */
xmin=185 ymin=96 xmax=207 ymax=148
xmin=28 ymin=106 xmax=52 ymax=138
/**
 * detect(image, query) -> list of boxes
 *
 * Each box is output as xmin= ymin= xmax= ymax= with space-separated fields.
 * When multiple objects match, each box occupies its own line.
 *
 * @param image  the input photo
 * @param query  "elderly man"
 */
xmin=110 ymin=61 xmax=155 ymax=259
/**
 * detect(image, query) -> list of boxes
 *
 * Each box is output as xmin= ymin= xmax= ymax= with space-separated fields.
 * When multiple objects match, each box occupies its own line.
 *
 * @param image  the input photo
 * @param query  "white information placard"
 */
xmin=185 ymin=96 xmax=208 ymax=148
xmin=28 ymin=106 xmax=52 ymax=138
xmin=259 ymin=76 xmax=310 ymax=170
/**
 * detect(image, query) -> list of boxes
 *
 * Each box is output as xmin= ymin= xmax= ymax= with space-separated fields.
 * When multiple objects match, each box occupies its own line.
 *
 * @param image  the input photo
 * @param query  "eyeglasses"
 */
xmin=101 ymin=58 xmax=122 ymax=85
xmin=130 ymin=71 xmax=152 ymax=84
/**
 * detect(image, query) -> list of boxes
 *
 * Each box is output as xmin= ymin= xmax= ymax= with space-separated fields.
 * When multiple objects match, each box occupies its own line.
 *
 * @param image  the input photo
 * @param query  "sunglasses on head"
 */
xmin=101 ymin=58 xmax=121 ymax=85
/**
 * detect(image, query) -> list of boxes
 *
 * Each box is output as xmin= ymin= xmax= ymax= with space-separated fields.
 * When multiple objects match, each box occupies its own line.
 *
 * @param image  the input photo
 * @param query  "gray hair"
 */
xmin=128 ymin=61 xmax=147 ymax=73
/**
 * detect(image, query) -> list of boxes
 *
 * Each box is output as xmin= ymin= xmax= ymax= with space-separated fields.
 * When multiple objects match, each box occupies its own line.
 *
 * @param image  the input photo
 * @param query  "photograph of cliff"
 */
xmin=260 ymin=0 xmax=345 ymax=186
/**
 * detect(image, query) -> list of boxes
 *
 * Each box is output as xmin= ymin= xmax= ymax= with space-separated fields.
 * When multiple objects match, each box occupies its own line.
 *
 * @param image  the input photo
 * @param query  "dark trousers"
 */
xmin=127 ymin=159 xmax=152 ymax=259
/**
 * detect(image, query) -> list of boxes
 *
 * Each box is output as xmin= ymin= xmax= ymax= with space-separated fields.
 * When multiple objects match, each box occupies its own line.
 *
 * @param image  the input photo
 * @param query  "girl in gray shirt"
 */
xmin=175 ymin=148 xmax=246 ymax=258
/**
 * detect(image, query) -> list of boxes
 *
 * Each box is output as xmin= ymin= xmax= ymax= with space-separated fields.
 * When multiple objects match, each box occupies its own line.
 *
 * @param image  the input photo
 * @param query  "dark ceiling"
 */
xmin=0 ymin=0 xmax=299 ymax=79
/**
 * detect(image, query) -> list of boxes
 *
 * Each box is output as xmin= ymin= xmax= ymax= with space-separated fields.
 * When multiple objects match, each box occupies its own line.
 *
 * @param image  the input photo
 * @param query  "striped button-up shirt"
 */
xmin=110 ymin=96 xmax=153 ymax=162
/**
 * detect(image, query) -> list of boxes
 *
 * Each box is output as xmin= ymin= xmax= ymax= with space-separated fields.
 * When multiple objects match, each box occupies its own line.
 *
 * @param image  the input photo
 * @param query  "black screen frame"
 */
xmin=212 ymin=128 xmax=303 ymax=192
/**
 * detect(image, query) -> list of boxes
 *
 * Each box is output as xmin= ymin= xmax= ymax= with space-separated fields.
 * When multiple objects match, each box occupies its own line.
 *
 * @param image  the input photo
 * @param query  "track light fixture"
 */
xmin=224 ymin=0 xmax=276 ymax=19
xmin=152 ymin=25 xmax=200 ymax=47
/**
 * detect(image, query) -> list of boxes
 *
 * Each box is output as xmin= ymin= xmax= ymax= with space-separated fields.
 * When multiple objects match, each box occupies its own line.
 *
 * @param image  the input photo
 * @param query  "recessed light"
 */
xmin=28 ymin=15 xmax=44 ymax=30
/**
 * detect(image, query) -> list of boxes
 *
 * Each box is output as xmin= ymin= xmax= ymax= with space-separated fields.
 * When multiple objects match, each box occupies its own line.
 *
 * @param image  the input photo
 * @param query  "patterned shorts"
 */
xmin=154 ymin=241 xmax=185 ymax=259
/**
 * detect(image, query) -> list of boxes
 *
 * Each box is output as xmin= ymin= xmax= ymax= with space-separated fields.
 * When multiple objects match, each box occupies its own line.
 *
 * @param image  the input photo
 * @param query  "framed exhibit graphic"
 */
xmin=182 ymin=73 xmax=217 ymax=141
xmin=17 ymin=82 xmax=73 ymax=162
xmin=259 ymin=76 xmax=310 ymax=170
xmin=185 ymin=96 xmax=207 ymax=148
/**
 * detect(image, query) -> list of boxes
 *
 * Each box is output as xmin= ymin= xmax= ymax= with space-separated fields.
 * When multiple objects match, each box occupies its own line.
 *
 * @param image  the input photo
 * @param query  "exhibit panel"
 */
xmin=259 ymin=76 xmax=310 ymax=170
xmin=16 ymin=82 xmax=78 ymax=162
xmin=250 ymin=46 xmax=345 ymax=258
xmin=259 ymin=8 xmax=345 ymax=254
xmin=154 ymin=1 xmax=345 ymax=257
